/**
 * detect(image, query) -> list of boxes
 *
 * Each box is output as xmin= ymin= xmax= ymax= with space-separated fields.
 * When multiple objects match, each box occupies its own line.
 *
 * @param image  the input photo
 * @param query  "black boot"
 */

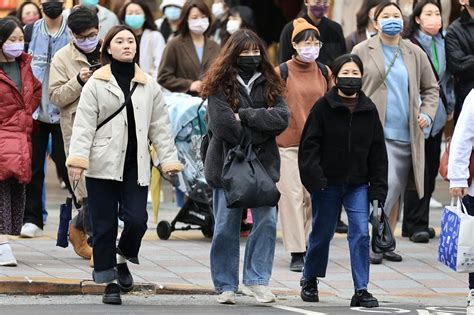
xmin=350 ymin=289 xmax=379 ymax=308
xmin=102 ymin=283 xmax=121 ymax=305
xmin=335 ymin=220 xmax=348 ymax=234
xmin=300 ymin=278 xmax=319 ymax=302
xmin=290 ymin=253 xmax=304 ymax=272
xmin=117 ymin=263 xmax=134 ymax=293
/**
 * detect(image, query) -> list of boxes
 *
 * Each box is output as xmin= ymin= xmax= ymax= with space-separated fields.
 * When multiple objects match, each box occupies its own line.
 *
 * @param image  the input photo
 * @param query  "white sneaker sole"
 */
xmin=241 ymin=285 xmax=275 ymax=303
xmin=0 ymin=260 xmax=17 ymax=267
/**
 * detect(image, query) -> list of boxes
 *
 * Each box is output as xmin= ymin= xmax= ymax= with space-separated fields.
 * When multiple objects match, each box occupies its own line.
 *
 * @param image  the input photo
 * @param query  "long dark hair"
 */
xmin=403 ymin=0 xmax=442 ymax=38
xmin=201 ymin=29 xmax=284 ymax=111
xmin=0 ymin=18 xmax=22 ymax=48
xmin=356 ymin=0 xmax=384 ymax=31
xmin=100 ymin=25 xmax=140 ymax=65
xmin=118 ymin=0 xmax=158 ymax=31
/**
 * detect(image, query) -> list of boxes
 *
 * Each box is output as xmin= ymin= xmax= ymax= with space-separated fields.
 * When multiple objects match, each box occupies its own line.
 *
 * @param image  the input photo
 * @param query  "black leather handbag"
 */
xmin=221 ymin=128 xmax=280 ymax=209
xmin=370 ymin=200 xmax=396 ymax=253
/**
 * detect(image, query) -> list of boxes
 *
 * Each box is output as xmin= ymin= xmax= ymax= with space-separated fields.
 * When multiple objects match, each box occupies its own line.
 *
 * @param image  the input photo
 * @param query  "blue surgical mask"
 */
xmin=379 ymin=18 xmax=404 ymax=36
xmin=81 ymin=0 xmax=99 ymax=9
xmin=125 ymin=15 xmax=145 ymax=30
xmin=164 ymin=6 xmax=181 ymax=22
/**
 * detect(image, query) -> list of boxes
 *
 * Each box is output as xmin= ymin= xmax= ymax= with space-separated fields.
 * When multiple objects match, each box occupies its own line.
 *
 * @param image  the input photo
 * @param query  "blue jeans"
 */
xmin=304 ymin=184 xmax=370 ymax=290
xmin=210 ymin=188 xmax=277 ymax=293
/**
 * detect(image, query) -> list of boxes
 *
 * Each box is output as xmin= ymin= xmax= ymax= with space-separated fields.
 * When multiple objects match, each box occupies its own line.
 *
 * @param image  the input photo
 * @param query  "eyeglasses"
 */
xmin=300 ymin=42 xmax=324 ymax=49
xmin=74 ymin=33 xmax=98 ymax=42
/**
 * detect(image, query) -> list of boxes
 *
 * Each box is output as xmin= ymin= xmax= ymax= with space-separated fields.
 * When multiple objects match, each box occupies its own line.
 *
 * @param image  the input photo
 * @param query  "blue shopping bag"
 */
xmin=438 ymin=200 xmax=474 ymax=273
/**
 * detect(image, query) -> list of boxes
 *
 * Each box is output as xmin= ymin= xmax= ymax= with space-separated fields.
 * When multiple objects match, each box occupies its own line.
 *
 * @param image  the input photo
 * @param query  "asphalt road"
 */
xmin=0 ymin=295 xmax=468 ymax=315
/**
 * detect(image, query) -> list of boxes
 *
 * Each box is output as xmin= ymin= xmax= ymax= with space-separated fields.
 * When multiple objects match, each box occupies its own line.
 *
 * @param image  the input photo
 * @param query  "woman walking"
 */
xmin=67 ymin=25 xmax=182 ymax=305
xmin=298 ymin=54 xmax=387 ymax=308
xmin=352 ymin=0 xmax=439 ymax=264
xmin=201 ymin=29 xmax=289 ymax=305
xmin=0 ymin=18 xmax=41 ymax=266
xmin=275 ymin=18 xmax=331 ymax=272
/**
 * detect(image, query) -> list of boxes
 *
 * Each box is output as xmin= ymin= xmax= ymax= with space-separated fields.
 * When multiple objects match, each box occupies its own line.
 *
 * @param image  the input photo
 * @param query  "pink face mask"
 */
xmin=2 ymin=42 xmax=24 ymax=59
xmin=22 ymin=14 xmax=40 ymax=25
xmin=420 ymin=15 xmax=442 ymax=36
xmin=297 ymin=46 xmax=320 ymax=63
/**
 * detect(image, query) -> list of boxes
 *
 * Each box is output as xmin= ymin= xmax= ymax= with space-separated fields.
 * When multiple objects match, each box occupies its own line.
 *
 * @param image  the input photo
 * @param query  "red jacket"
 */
xmin=0 ymin=53 xmax=41 ymax=184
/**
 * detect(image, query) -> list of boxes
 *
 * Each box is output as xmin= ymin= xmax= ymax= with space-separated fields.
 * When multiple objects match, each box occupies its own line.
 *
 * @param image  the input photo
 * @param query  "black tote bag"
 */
xmin=221 ymin=131 xmax=280 ymax=209
xmin=370 ymin=200 xmax=396 ymax=253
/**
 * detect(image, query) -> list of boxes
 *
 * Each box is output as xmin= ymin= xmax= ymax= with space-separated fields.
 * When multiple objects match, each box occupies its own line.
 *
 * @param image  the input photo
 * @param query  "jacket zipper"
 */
xmin=346 ymin=112 xmax=353 ymax=183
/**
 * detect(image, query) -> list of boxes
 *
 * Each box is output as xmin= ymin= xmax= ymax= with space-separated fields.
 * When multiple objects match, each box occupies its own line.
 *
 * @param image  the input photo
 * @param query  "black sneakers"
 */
xmin=350 ymin=289 xmax=379 ymax=308
xmin=102 ymin=283 xmax=121 ymax=305
xmin=300 ymin=278 xmax=319 ymax=302
xmin=335 ymin=220 xmax=348 ymax=234
xmin=290 ymin=253 xmax=305 ymax=272
xmin=117 ymin=263 xmax=134 ymax=293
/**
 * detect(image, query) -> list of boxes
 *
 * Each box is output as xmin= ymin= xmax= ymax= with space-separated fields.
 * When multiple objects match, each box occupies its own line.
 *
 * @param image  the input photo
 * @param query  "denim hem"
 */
xmin=215 ymin=286 xmax=238 ymax=294
xmin=92 ymin=268 xmax=117 ymax=283
xmin=355 ymin=286 xmax=368 ymax=291
xmin=243 ymin=280 xmax=269 ymax=286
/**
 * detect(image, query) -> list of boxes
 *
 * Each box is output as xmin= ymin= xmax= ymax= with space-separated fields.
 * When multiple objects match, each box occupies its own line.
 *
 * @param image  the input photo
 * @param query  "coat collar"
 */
xmin=325 ymin=87 xmax=375 ymax=112
xmin=92 ymin=63 xmax=147 ymax=84
xmin=69 ymin=42 xmax=89 ymax=63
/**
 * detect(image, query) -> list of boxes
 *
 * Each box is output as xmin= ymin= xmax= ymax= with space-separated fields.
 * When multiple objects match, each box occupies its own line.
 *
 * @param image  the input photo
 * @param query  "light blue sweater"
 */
xmin=382 ymin=44 xmax=410 ymax=142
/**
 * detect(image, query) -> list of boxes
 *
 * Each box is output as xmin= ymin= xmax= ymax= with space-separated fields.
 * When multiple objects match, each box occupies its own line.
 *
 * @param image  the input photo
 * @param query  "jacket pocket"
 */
xmin=92 ymin=137 xmax=110 ymax=147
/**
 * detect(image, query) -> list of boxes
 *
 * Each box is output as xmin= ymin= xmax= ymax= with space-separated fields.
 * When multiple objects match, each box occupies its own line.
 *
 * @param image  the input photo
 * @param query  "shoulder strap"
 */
xmin=278 ymin=62 xmax=289 ymax=81
xmin=24 ymin=23 xmax=34 ymax=53
xmin=367 ymin=45 xmax=401 ymax=98
xmin=316 ymin=61 xmax=329 ymax=85
xmin=96 ymin=82 xmax=139 ymax=131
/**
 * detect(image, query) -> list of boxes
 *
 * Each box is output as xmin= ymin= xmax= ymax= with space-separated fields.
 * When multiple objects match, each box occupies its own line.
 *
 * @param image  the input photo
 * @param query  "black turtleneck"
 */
xmin=110 ymin=58 xmax=137 ymax=168
xmin=74 ymin=43 xmax=101 ymax=65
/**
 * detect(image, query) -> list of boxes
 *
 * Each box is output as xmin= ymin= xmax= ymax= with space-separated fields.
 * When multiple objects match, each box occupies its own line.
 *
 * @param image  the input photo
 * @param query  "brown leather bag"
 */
xmin=439 ymin=137 xmax=474 ymax=186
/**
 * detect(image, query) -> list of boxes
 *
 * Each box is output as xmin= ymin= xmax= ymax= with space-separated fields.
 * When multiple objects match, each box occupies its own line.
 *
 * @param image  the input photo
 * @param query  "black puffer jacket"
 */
xmin=204 ymin=75 xmax=289 ymax=188
xmin=298 ymin=87 xmax=388 ymax=202
xmin=446 ymin=10 xmax=474 ymax=104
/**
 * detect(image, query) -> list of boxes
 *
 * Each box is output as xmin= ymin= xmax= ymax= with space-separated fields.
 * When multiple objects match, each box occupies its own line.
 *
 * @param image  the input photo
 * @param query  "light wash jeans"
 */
xmin=210 ymin=188 xmax=277 ymax=293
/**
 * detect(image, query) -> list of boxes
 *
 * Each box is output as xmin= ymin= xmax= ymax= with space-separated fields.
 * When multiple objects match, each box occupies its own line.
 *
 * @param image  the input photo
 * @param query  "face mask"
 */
xmin=188 ymin=18 xmax=209 ymax=35
xmin=81 ymin=0 xmax=99 ymax=9
xmin=237 ymin=55 xmax=262 ymax=74
xmin=379 ymin=18 xmax=404 ymax=36
xmin=296 ymin=46 xmax=320 ymax=63
xmin=22 ymin=14 xmax=40 ymax=25
xmin=42 ymin=2 xmax=64 ymax=19
xmin=212 ymin=3 xmax=225 ymax=18
xmin=2 ymin=42 xmax=24 ymax=59
xmin=164 ymin=6 xmax=181 ymax=21
xmin=309 ymin=4 xmax=328 ymax=19
xmin=226 ymin=19 xmax=241 ymax=34
xmin=336 ymin=77 xmax=362 ymax=96
xmin=75 ymin=35 xmax=99 ymax=53
xmin=125 ymin=15 xmax=145 ymax=30
xmin=420 ymin=16 xmax=442 ymax=36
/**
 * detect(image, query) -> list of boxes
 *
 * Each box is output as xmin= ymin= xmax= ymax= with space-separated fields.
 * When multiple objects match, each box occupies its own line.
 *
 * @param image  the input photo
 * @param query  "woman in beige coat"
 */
xmin=67 ymin=25 xmax=182 ymax=305
xmin=352 ymin=1 xmax=438 ymax=264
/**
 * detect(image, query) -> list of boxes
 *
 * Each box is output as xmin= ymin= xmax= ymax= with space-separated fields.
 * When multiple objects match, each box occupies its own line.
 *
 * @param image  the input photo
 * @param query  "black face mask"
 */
xmin=336 ymin=77 xmax=362 ymax=96
xmin=42 ymin=2 xmax=64 ymax=19
xmin=237 ymin=56 xmax=262 ymax=74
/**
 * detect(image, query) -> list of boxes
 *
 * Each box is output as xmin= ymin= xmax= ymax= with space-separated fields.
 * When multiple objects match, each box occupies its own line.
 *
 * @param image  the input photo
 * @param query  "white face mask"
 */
xmin=212 ymin=3 xmax=225 ymax=18
xmin=188 ymin=18 xmax=209 ymax=35
xmin=226 ymin=19 xmax=241 ymax=34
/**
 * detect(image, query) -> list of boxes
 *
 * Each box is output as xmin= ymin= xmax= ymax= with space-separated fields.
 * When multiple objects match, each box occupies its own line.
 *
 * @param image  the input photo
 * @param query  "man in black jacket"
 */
xmin=446 ymin=0 xmax=474 ymax=122
xmin=278 ymin=0 xmax=346 ymax=66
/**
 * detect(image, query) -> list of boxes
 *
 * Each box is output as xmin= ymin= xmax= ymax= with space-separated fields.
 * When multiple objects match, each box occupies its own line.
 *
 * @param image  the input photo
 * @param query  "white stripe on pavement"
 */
xmin=271 ymin=305 xmax=327 ymax=315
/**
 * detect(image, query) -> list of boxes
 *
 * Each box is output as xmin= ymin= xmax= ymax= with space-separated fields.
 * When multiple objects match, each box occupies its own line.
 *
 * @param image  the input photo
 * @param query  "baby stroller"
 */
xmin=156 ymin=93 xmax=214 ymax=240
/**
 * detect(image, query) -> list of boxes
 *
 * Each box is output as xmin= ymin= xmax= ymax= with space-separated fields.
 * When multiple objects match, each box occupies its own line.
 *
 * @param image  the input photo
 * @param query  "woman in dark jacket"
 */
xmin=0 ymin=18 xmax=41 ymax=266
xmin=345 ymin=0 xmax=383 ymax=52
xmin=201 ymin=29 xmax=289 ymax=305
xmin=298 ymin=54 xmax=387 ymax=308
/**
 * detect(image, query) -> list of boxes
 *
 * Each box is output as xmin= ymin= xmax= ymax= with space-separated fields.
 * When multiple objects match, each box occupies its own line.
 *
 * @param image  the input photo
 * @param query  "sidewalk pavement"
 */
xmin=0 ymin=163 xmax=469 ymax=304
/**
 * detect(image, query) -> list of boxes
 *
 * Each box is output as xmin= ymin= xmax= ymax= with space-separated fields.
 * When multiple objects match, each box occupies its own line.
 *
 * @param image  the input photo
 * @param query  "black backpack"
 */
xmin=278 ymin=61 xmax=330 ymax=86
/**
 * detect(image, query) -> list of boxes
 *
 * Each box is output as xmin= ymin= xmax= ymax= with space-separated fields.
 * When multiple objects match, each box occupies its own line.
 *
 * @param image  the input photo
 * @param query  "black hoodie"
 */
xmin=298 ymin=87 xmax=388 ymax=203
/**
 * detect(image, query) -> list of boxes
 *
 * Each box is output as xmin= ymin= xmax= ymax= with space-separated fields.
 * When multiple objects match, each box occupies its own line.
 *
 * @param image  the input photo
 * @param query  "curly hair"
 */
xmin=201 ymin=29 xmax=284 ymax=111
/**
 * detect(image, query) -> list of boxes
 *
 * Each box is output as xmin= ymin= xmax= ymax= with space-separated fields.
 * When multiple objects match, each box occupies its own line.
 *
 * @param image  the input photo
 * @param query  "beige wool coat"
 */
xmin=66 ymin=64 xmax=182 ymax=186
xmin=352 ymin=35 xmax=439 ymax=198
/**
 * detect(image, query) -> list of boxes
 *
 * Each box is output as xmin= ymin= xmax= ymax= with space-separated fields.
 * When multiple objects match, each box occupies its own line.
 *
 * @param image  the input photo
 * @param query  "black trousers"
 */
xmin=86 ymin=165 xmax=148 ymax=283
xmin=24 ymin=122 xmax=72 ymax=228
xmin=463 ymin=195 xmax=474 ymax=290
xmin=402 ymin=131 xmax=443 ymax=236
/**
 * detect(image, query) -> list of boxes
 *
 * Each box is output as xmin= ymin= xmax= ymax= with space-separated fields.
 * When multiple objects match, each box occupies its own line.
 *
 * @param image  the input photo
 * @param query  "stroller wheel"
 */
xmin=157 ymin=221 xmax=172 ymax=240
